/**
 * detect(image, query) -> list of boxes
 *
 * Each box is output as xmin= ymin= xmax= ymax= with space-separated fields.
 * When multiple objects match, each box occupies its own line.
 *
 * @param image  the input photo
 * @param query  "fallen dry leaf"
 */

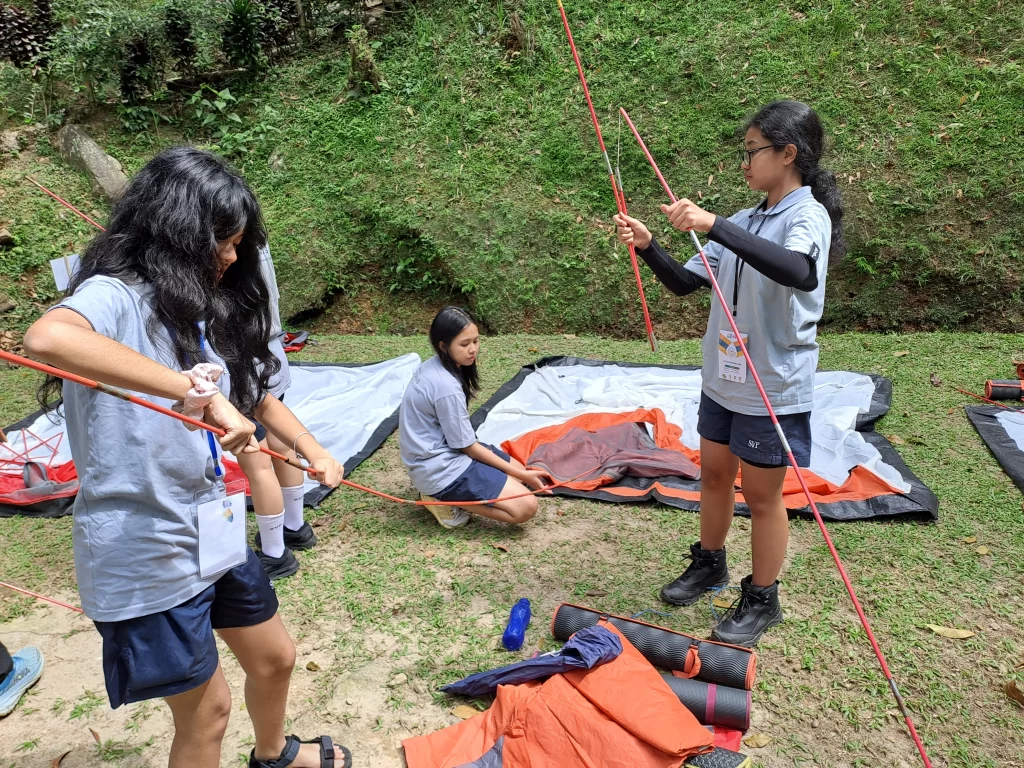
xmin=926 ymin=624 xmax=975 ymax=639
xmin=451 ymin=705 xmax=478 ymax=720
xmin=528 ymin=348 xmax=539 ymax=353
xmin=89 ymin=728 xmax=101 ymax=744
xmin=306 ymin=661 xmax=320 ymax=672
xmin=743 ymin=733 xmax=773 ymax=749
xmin=1005 ymin=681 xmax=1024 ymax=709
xmin=712 ymin=595 xmax=734 ymax=609
xmin=947 ymin=408 xmax=956 ymax=415
xmin=894 ymin=350 xmax=910 ymax=357
xmin=888 ymin=435 xmax=907 ymax=445
xmin=930 ymin=372 xmax=942 ymax=387
xmin=585 ymin=589 xmax=608 ymax=597
xmin=563 ymin=334 xmax=576 ymax=339
xmin=976 ymin=545 xmax=990 ymax=555
xmin=423 ymin=550 xmax=435 ymax=558
xmin=908 ymin=436 xmax=927 ymax=446
xmin=51 ymin=750 xmax=72 ymax=768
xmin=964 ymin=536 xmax=977 ymax=544
xmin=491 ymin=544 xmax=510 ymax=553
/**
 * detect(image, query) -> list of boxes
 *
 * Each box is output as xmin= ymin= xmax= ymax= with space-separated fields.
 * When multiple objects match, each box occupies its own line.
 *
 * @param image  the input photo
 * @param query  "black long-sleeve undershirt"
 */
xmin=635 ymin=238 xmax=710 ymax=297
xmin=635 ymin=216 xmax=819 ymax=296
xmin=708 ymin=216 xmax=818 ymax=291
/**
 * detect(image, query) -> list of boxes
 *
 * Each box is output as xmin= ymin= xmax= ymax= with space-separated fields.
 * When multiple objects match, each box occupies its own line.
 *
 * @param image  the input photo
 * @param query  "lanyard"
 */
xmin=731 ymin=196 xmax=785 ymax=317
xmin=164 ymin=320 xmax=222 ymax=477
xmin=196 ymin=331 xmax=222 ymax=478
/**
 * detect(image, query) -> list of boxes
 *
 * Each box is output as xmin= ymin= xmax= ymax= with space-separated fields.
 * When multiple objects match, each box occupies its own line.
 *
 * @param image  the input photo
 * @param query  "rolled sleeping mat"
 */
xmin=985 ymin=380 xmax=1024 ymax=401
xmin=551 ymin=603 xmax=756 ymax=690
xmin=1016 ymin=363 xmax=1024 ymax=381
xmin=661 ymin=674 xmax=750 ymax=730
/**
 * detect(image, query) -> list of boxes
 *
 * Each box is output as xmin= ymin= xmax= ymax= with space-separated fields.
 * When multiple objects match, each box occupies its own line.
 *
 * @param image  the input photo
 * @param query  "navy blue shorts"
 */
xmin=94 ymin=549 xmax=278 ymax=708
xmin=434 ymin=444 xmax=511 ymax=505
xmin=697 ymin=392 xmax=811 ymax=468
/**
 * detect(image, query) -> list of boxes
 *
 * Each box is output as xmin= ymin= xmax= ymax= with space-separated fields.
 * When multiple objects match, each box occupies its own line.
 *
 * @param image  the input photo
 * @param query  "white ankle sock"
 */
xmin=257 ymin=511 xmax=286 ymax=558
xmin=282 ymin=485 xmax=305 ymax=531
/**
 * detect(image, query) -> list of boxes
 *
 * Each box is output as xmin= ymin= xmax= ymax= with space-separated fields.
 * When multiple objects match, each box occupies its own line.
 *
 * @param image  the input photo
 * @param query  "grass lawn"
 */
xmin=1 ymin=331 xmax=1023 ymax=767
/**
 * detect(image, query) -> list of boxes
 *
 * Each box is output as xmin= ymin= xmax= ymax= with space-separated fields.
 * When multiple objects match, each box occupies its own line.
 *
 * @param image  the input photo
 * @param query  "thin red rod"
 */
xmin=953 ymin=386 xmax=1021 ymax=411
xmin=556 ymin=0 xmax=657 ymax=353
xmin=619 ymin=108 xmax=934 ymax=768
xmin=25 ymin=176 xmax=106 ymax=232
xmin=0 ymin=348 xmax=588 ymax=507
xmin=0 ymin=581 xmax=84 ymax=613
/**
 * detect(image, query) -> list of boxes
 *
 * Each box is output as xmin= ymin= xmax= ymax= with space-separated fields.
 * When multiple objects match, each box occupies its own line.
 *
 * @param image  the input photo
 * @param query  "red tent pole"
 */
xmin=619 ymin=107 xmax=934 ymax=768
xmin=0 ymin=348 xmax=589 ymax=507
xmin=556 ymin=0 xmax=657 ymax=353
xmin=25 ymin=176 xmax=106 ymax=232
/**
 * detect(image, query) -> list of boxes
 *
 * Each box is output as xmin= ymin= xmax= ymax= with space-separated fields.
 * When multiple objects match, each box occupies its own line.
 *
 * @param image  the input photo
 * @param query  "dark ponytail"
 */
xmin=429 ymin=306 xmax=480 ymax=405
xmin=747 ymin=100 xmax=846 ymax=260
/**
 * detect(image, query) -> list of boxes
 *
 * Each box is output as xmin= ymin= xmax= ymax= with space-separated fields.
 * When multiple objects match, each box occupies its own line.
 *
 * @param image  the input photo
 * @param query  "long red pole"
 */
xmin=0 ymin=348 xmax=587 ymax=507
xmin=555 ymin=0 xmax=657 ymax=353
xmin=618 ymin=107 xmax=934 ymax=768
xmin=0 ymin=581 xmax=84 ymax=613
xmin=26 ymin=176 xmax=106 ymax=232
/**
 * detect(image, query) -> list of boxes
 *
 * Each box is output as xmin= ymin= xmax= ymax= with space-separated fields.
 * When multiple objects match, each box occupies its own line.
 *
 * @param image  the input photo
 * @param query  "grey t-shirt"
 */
xmin=399 ymin=356 xmax=476 ymax=495
xmin=56 ymin=275 xmax=231 ymax=622
xmin=259 ymin=245 xmax=290 ymax=398
xmin=683 ymin=186 xmax=832 ymax=416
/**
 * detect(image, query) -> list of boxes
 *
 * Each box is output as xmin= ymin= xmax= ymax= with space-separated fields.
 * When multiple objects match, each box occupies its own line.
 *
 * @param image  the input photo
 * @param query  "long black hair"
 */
xmin=39 ymin=146 xmax=278 ymax=415
xmin=429 ymin=306 xmax=479 ymax=405
xmin=747 ymin=100 xmax=846 ymax=260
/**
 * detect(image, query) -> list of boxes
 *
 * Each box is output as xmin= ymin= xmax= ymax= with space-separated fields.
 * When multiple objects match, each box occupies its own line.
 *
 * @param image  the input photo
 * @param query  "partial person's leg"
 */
xmin=739 ymin=462 xmax=789 ymax=587
xmin=659 ymin=438 xmax=738 ymax=606
xmin=0 ymin=642 xmax=12 ymax=679
xmin=164 ymin=667 xmax=232 ymax=768
xmin=459 ymin=475 xmax=538 ymax=524
xmin=238 ymin=447 xmax=286 ymax=552
xmin=709 ymin=460 xmax=787 ymax=647
xmin=220 ymin=616 xmax=347 ymax=768
xmin=697 ymin=438 xmax=740 ymax=550
xmin=268 ymin=431 xmax=310 ymax=538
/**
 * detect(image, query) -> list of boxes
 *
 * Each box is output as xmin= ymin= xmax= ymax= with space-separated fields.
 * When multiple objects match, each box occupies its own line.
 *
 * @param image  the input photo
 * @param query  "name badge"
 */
xmin=718 ymin=330 xmax=749 ymax=384
xmin=195 ymin=479 xmax=247 ymax=579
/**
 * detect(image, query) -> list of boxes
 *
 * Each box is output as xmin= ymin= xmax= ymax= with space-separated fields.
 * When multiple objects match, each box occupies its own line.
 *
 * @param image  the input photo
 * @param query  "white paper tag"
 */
xmin=49 ymin=253 xmax=81 ymax=292
xmin=196 ymin=481 xmax=247 ymax=579
xmin=718 ymin=330 xmax=749 ymax=384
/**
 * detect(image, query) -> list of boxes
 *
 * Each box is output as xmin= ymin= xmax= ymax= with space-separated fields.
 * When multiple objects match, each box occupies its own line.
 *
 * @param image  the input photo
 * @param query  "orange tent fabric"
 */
xmin=501 ymin=408 xmax=909 ymax=507
xmin=403 ymin=622 xmax=714 ymax=768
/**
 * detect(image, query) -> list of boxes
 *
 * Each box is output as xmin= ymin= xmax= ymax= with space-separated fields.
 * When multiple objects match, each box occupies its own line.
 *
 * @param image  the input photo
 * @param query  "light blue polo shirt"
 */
xmin=683 ymin=186 xmax=832 ymax=416
xmin=258 ymin=245 xmax=290 ymax=399
xmin=55 ymin=275 xmax=231 ymax=621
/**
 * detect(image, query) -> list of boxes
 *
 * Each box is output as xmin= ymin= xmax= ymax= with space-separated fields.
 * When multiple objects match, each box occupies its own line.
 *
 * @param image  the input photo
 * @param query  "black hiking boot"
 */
xmin=659 ymin=541 xmax=730 ymax=606
xmin=256 ymin=522 xmax=318 ymax=552
xmin=256 ymin=547 xmax=300 ymax=580
xmin=710 ymin=575 xmax=783 ymax=647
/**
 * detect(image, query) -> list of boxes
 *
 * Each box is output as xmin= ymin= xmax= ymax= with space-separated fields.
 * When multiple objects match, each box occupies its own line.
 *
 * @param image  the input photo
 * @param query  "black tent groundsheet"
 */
xmin=471 ymin=357 xmax=938 ymax=523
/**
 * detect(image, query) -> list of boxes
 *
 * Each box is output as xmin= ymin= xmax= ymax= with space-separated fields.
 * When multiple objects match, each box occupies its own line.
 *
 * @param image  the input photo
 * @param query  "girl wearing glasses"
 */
xmin=613 ymin=100 xmax=845 ymax=647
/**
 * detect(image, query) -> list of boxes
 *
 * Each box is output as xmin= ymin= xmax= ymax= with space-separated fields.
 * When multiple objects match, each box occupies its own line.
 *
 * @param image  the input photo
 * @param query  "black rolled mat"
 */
xmin=551 ymin=603 xmax=756 ymax=690
xmin=661 ymin=674 xmax=751 ymax=730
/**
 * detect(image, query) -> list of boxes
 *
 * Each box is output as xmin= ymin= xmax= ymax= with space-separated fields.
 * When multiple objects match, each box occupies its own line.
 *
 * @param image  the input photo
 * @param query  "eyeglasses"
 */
xmin=738 ymin=145 xmax=775 ymax=167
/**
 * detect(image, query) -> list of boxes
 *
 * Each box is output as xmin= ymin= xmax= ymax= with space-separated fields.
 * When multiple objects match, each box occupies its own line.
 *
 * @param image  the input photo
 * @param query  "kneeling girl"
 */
xmin=400 ymin=307 xmax=547 ymax=527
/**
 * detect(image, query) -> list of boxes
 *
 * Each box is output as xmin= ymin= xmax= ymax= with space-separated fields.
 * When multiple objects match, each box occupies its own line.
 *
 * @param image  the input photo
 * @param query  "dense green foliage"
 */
xmin=1 ymin=0 xmax=1023 ymax=335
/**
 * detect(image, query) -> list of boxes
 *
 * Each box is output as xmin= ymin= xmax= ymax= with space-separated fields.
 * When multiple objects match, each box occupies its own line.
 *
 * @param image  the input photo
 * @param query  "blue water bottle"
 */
xmin=502 ymin=598 xmax=532 ymax=651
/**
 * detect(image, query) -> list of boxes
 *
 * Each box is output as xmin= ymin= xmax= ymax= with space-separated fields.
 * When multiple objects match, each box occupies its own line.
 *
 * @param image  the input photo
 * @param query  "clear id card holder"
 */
xmin=194 ymin=479 xmax=248 ymax=579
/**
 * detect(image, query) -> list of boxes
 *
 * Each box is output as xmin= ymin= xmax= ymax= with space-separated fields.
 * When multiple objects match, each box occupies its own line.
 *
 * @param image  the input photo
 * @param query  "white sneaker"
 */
xmin=421 ymin=495 xmax=471 ymax=528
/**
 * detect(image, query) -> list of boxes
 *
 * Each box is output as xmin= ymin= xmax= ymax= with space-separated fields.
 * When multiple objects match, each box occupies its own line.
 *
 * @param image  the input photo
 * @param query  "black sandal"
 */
xmin=249 ymin=734 xmax=352 ymax=768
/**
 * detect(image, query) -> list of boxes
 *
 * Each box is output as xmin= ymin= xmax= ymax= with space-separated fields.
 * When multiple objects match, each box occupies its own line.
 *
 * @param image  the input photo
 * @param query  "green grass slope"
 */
xmin=2 ymin=0 xmax=1023 ymax=337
